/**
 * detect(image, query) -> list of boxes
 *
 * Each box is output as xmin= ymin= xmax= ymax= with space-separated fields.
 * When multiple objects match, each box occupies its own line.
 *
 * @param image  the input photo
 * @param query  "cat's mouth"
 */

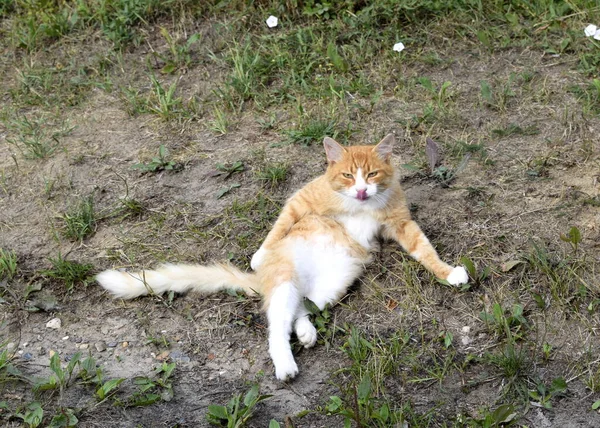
xmin=356 ymin=189 xmax=368 ymax=201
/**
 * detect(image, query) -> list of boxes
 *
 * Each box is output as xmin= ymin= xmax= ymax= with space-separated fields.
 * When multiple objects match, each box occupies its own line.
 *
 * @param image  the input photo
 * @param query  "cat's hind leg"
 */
xmin=267 ymin=281 xmax=301 ymax=380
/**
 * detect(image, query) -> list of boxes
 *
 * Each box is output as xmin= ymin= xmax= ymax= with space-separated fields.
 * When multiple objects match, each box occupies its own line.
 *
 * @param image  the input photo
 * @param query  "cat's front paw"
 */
xmin=250 ymin=247 xmax=266 ymax=271
xmin=446 ymin=266 xmax=469 ymax=286
xmin=274 ymin=354 xmax=299 ymax=381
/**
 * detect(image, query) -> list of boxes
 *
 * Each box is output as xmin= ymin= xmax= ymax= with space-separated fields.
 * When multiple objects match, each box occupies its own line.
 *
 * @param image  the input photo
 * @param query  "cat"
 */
xmin=96 ymin=134 xmax=468 ymax=381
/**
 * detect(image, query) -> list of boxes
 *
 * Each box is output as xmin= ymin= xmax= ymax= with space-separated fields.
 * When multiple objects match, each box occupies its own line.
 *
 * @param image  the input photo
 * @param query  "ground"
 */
xmin=1 ymin=1 xmax=599 ymax=427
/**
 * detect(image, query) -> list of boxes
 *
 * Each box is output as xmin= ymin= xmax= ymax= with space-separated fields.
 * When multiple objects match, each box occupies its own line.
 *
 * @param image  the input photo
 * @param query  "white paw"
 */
xmin=273 ymin=353 xmax=299 ymax=381
xmin=446 ymin=266 xmax=469 ymax=286
xmin=295 ymin=317 xmax=317 ymax=348
xmin=250 ymin=247 xmax=266 ymax=271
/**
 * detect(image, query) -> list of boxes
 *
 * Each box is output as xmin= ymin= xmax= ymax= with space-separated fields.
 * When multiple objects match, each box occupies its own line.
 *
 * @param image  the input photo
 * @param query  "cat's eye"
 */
xmin=342 ymin=173 xmax=353 ymax=179
xmin=367 ymin=171 xmax=378 ymax=178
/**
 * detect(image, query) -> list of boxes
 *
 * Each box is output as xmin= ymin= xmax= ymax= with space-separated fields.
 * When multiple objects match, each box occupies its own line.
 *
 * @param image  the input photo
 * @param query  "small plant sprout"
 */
xmin=132 ymin=145 xmax=178 ymax=173
xmin=529 ymin=377 xmax=567 ymax=409
xmin=266 ymin=16 xmax=278 ymax=28
xmin=560 ymin=226 xmax=582 ymax=254
xmin=206 ymin=384 xmax=272 ymax=427
xmin=543 ymin=343 xmax=552 ymax=361
xmin=440 ymin=331 xmax=453 ymax=349
xmin=215 ymin=161 xmax=245 ymax=178
xmin=15 ymin=402 xmax=44 ymax=428
xmin=96 ymin=378 xmax=125 ymax=401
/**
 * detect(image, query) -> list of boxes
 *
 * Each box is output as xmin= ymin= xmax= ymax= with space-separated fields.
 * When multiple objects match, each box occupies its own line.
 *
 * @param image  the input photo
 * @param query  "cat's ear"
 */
xmin=323 ymin=137 xmax=347 ymax=163
xmin=373 ymin=134 xmax=395 ymax=162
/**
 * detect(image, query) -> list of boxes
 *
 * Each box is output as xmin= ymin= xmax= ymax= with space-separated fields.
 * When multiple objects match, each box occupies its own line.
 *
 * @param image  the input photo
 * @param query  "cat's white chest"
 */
xmin=336 ymin=213 xmax=381 ymax=249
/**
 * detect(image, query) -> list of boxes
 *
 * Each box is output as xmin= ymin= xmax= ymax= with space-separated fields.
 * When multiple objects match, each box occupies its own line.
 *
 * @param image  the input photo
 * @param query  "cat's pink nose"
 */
xmin=356 ymin=189 xmax=368 ymax=200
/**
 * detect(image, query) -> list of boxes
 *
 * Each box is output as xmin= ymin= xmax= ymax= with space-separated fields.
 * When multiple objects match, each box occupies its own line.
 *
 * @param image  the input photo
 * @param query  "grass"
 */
xmin=153 ymin=27 xmax=201 ymax=74
xmin=256 ymin=162 xmax=289 ymax=188
xmin=41 ymin=253 xmax=94 ymax=291
xmin=285 ymin=118 xmax=338 ymax=146
xmin=2 ymin=0 xmax=600 ymax=426
xmin=61 ymin=196 xmax=96 ymax=241
xmin=0 ymin=249 xmax=18 ymax=280
xmin=4 ymin=114 xmax=74 ymax=159
xmin=120 ymin=74 xmax=199 ymax=121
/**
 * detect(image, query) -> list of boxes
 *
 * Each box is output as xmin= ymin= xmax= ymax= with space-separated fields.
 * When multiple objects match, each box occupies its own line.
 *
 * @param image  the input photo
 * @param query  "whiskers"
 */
xmin=368 ymin=188 xmax=392 ymax=209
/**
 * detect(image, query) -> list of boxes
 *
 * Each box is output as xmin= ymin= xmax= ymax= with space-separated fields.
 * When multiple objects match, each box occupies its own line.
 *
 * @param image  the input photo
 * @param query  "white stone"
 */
xmin=62 ymin=336 xmax=69 ymax=341
xmin=461 ymin=326 xmax=471 ymax=334
xmin=266 ymin=16 xmax=278 ymax=28
xmin=461 ymin=336 xmax=472 ymax=345
xmin=46 ymin=318 xmax=61 ymax=329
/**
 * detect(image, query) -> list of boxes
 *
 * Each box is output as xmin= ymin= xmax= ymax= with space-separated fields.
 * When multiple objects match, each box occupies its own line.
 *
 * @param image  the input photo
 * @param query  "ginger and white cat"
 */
xmin=96 ymin=134 xmax=468 ymax=381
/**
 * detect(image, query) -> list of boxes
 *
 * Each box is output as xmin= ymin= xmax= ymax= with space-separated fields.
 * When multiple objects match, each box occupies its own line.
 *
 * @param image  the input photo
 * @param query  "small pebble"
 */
xmin=107 ymin=342 xmax=117 ymax=348
xmin=122 ymin=341 xmax=129 ymax=348
xmin=156 ymin=351 xmax=169 ymax=361
xmin=6 ymin=342 xmax=16 ymax=351
xmin=461 ymin=336 xmax=472 ymax=346
xmin=170 ymin=351 xmax=190 ymax=363
xmin=461 ymin=326 xmax=471 ymax=334
xmin=79 ymin=343 xmax=89 ymax=350
xmin=46 ymin=318 xmax=62 ymax=329
xmin=62 ymin=336 xmax=69 ymax=341
xmin=49 ymin=350 xmax=57 ymax=357
xmin=22 ymin=352 xmax=32 ymax=361
xmin=95 ymin=341 xmax=107 ymax=352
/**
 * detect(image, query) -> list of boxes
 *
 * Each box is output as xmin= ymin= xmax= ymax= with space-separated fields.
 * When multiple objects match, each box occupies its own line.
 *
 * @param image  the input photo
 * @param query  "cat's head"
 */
xmin=323 ymin=134 xmax=396 ymax=207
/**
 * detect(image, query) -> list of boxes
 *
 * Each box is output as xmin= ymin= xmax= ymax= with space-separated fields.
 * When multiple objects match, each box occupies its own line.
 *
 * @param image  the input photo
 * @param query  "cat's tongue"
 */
xmin=356 ymin=189 xmax=368 ymax=201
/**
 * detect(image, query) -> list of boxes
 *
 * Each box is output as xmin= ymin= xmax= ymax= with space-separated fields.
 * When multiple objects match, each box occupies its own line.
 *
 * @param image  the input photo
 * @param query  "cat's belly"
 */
xmin=292 ymin=235 xmax=368 ymax=298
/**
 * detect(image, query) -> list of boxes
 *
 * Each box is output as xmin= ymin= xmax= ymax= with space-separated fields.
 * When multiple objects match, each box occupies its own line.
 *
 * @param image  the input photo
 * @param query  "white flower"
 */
xmin=266 ymin=16 xmax=278 ymax=28
xmin=393 ymin=42 xmax=405 ymax=52
xmin=595 ymin=29 xmax=600 ymax=40
xmin=584 ymin=24 xmax=597 ymax=37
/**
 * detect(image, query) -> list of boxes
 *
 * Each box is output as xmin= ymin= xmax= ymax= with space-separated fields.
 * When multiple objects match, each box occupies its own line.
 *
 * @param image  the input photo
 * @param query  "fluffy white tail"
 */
xmin=96 ymin=263 xmax=259 ymax=299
